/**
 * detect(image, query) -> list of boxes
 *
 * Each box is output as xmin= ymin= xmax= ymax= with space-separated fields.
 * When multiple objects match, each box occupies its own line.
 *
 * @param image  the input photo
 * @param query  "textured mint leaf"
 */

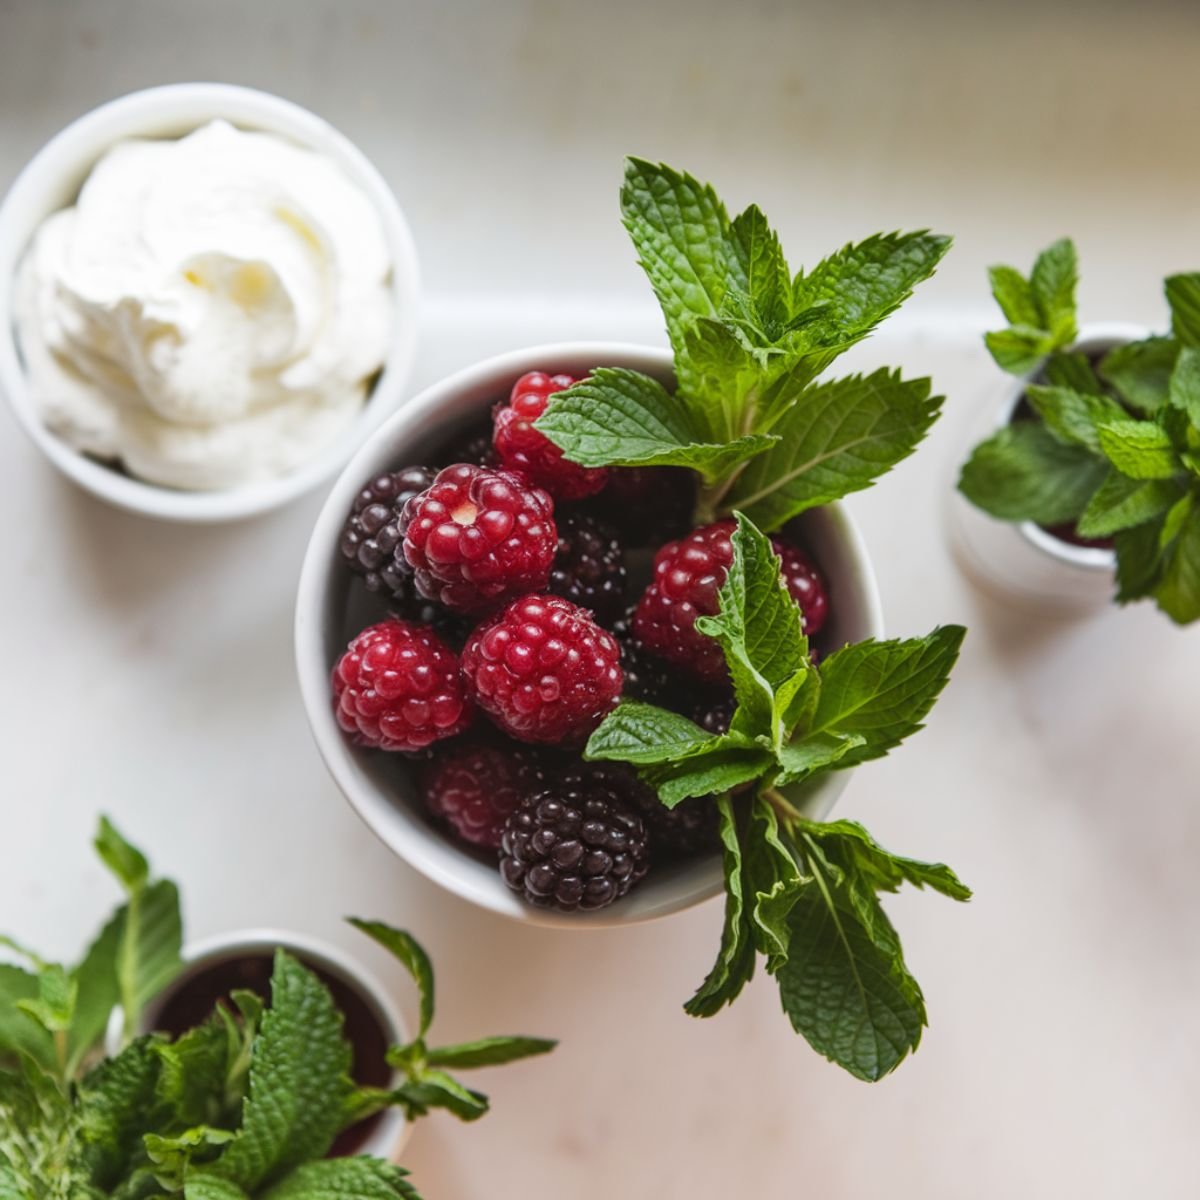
xmin=808 ymin=627 xmax=965 ymax=766
xmin=741 ymin=798 xmax=803 ymax=971
xmin=685 ymin=797 xmax=756 ymax=1018
xmin=1029 ymin=237 xmax=1078 ymax=344
xmin=958 ymin=421 xmax=1109 ymax=523
xmin=773 ymin=732 xmax=866 ymax=786
xmin=186 ymin=1176 xmax=251 ymax=1200
xmin=153 ymin=1014 xmax=240 ymax=1130
xmin=144 ymin=1127 xmax=235 ymax=1192
xmin=1100 ymin=337 xmax=1178 ymax=414
xmin=535 ymin=368 xmax=775 ymax=482
xmin=215 ymin=952 xmax=353 ymax=1191
xmin=728 ymin=204 xmax=791 ymax=331
xmin=389 ymin=1070 xmax=488 ymax=1122
xmin=66 ymin=905 xmax=124 ymax=1076
xmin=1154 ymin=501 xmax=1200 ymax=624
xmin=1076 ymin=473 xmax=1182 ymax=538
xmin=1043 ymin=350 xmax=1105 ymax=396
xmin=675 ymin=318 xmax=767 ymax=440
xmin=115 ymin=880 xmax=183 ymax=1044
xmin=620 ymin=158 xmax=744 ymax=354
xmin=1166 ymin=273 xmax=1200 ymax=346
xmin=425 ymin=1036 xmax=557 ymax=1070
xmin=1114 ymin=515 xmax=1168 ymax=602
xmin=1096 ymin=420 xmax=1182 ymax=480
xmin=95 ymin=817 xmax=150 ymax=894
xmin=1169 ymin=345 xmax=1200 ymax=429
xmin=584 ymin=702 xmax=717 ymax=766
xmin=728 ymin=369 xmax=942 ymax=529
xmin=261 ymin=1159 xmax=420 ymax=1200
xmin=648 ymin=750 xmax=775 ymax=808
xmin=987 ymin=264 xmax=1040 ymax=328
xmin=984 ymin=325 xmax=1055 ymax=375
xmin=0 ymin=966 xmax=56 ymax=1073
xmin=347 ymin=922 xmax=433 ymax=1039
xmin=1024 ymin=384 xmax=1125 ymax=452
xmin=0 ymin=1059 xmax=77 ymax=1195
xmin=75 ymin=1037 xmax=162 ymax=1189
xmin=16 ymin=965 xmax=75 ymax=1035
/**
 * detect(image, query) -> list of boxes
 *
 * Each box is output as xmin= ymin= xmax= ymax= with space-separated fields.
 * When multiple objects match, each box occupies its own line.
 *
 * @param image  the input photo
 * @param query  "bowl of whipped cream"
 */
xmin=0 ymin=84 xmax=419 ymax=521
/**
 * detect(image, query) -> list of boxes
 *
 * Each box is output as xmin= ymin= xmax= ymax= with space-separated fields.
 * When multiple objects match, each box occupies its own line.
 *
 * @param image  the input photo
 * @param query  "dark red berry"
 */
xmin=549 ymin=511 xmax=627 ymax=625
xmin=460 ymin=594 xmax=623 ymax=745
xmin=611 ymin=609 xmax=681 ymax=707
xmin=772 ymin=535 xmax=829 ymax=637
xmin=421 ymin=740 xmax=546 ymax=850
xmin=439 ymin=418 xmax=497 ymax=468
xmin=339 ymin=467 xmax=436 ymax=600
xmin=332 ymin=619 xmax=473 ymax=752
xmin=399 ymin=464 xmax=557 ymax=614
xmin=493 ymin=371 xmax=608 ymax=501
xmin=499 ymin=777 xmax=650 ymax=911
xmin=692 ymin=690 xmax=735 ymax=735
xmin=590 ymin=466 xmax=696 ymax=547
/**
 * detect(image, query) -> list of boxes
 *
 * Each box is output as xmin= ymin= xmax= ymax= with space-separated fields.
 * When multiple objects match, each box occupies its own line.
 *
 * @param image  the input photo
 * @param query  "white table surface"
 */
xmin=2 ymin=2 xmax=1199 ymax=1198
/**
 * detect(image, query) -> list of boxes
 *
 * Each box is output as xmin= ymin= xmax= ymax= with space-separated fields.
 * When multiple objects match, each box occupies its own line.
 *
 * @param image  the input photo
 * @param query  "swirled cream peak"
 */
xmin=14 ymin=119 xmax=394 ymax=490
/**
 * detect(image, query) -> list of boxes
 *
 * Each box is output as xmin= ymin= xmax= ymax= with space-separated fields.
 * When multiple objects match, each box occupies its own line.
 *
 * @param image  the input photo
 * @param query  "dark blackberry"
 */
xmin=692 ymin=690 xmax=735 ymax=735
xmin=612 ymin=610 xmax=680 ymax=707
xmin=589 ymin=763 xmax=719 ymax=860
xmin=340 ymin=467 xmax=436 ymax=600
xmin=549 ymin=512 xmax=627 ymax=625
xmin=590 ymin=466 xmax=696 ymax=547
xmin=438 ymin=417 xmax=497 ymax=468
xmin=499 ymin=774 xmax=650 ymax=912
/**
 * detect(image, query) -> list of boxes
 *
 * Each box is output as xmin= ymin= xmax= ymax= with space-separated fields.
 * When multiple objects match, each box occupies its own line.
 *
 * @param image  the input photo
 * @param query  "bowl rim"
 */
xmin=0 ymin=82 xmax=420 ymax=523
xmin=295 ymin=339 xmax=885 ymax=929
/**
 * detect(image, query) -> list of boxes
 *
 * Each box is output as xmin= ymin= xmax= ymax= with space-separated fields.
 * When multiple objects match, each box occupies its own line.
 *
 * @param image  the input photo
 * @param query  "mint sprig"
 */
xmin=586 ymin=515 xmax=969 ymax=1080
xmin=535 ymin=159 xmax=949 ymax=531
xmin=960 ymin=240 xmax=1200 ymax=624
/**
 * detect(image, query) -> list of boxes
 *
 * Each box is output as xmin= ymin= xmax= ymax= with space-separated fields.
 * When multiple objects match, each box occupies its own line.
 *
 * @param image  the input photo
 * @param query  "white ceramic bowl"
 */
xmin=106 ymin=928 xmax=410 ymax=1162
xmin=296 ymin=342 xmax=885 ymax=928
xmin=0 ymin=83 xmax=420 ymax=523
xmin=948 ymin=322 xmax=1145 ymax=608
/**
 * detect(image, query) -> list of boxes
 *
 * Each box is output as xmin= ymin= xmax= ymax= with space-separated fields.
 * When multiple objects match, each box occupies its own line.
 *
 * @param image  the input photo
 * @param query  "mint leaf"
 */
xmin=424 ymin=1036 xmax=557 ymax=1070
xmin=1114 ymin=515 xmax=1168 ymax=602
xmin=215 ymin=951 xmax=352 ymax=1191
xmin=727 ymin=369 xmax=942 ymax=530
xmin=0 ymin=966 xmax=56 ymax=1072
xmin=261 ymin=1159 xmax=420 ymax=1200
xmin=389 ymin=1070 xmax=488 ymax=1122
xmin=1029 ymin=237 xmax=1078 ymax=345
xmin=116 ymin=880 xmax=183 ymax=1044
xmin=958 ymin=421 xmax=1108 ymax=523
xmin=984 ymin=326 xmax=1055 ymax=375
xmin=153 ymin=1013 xmax=243 ymax=1129
xmin=145 ymin=1127 xmax=236 ymax=1192
xmin=1076 ymin=473 xmax=1182 ymax=538
xmin=75 ymin=1037 xmax=162 ymax=1189
xmin=94 ymin=817 xmax=150 ymax=893
xmin=1100 ymin=336 xmax=1178 ymax=414
xmin=773 ymin=732 xmax=865 ymax=786
xmin=1166 ymin=273 xmax=1200 ymax=346
xmin=0 ymin=1058 xmax=77 ymax=1194
xmin=1043 ymin=350 xmax=1105 ymax=396
xmin=729 ymin=204 xmax=791 ymax=332
xmin=1024 ymin=384 xmax=1125 ymax=451
xmin=1168 ymin=345 xmax=1200 ymax=429
xmin=987 ymin=264 xmax=1040 ymax=328
xmin=16 ymin=965 xmax=75 ymax=1035
xmin=807 ymin=627 xmax=965 ymax=767
xmin=347 ymin=921 xmax=433 ymax=1039
xmin=741 ymin=798 xmax=803 ymax=971
xmin=1096 ymin=420 xmax=1182 ymax=480
xmin=187 ymin=1177 xmax=252 ymax=1200
xmin=66 ymin=905 xmax=124 ymax=1076
xmin=684 ymin=797 xmax=756 ymax=1018
xmin=585 ymin=701 xmax=717 ymax=766
xmin=648 ymin=750 xmax=775 ymax=808
xmin=535 ymin=368 xmax=775 ymax=482
xmin=1154 ymin=500 xmax=1200 ymax=624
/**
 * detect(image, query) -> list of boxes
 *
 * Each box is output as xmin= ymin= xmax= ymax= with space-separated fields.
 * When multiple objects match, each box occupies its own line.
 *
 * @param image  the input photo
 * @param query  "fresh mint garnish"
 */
xmin=959 ymin=240 xmax=1200 ymax=624
xmin=586 ymin=516 xmax=969 ymax=1080
xmin=535 ymin=159 xmax=949 ymax=531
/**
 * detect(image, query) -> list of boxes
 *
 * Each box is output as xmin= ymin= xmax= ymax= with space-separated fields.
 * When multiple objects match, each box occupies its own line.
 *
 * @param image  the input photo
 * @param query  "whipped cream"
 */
xmin=14 ymin=119 xmax=394 ymax=490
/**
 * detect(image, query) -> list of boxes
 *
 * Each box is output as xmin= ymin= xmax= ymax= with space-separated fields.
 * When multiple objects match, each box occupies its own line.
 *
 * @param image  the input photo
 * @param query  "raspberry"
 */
xmin=633 ymin=520 xmax=829 ymax=682
xmin=549 ymin=512 xmax=627 ymax=625
xmin=339 ymin=467 xmax=437 ymax=601
xmin=421 ymin=740 xmax=546 ymax=850
xmin=589 ymin=466 xmax=696 ymax=547
xmin=493 ymin=371 xmax=608 ymax=501
xmin=460 ymin=595 xmax=623 ymax=745
xmin=499 ymin=776 xmax=649 ymax=911
xmin=400 ymin=464 xmax=557 ymax=614
xmin=332 ymin=619 xmax=473 ymax=752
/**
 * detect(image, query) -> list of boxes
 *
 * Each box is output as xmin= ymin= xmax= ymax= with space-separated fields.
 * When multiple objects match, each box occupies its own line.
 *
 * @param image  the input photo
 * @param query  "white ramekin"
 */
xmin=295 ymin=342 xmax=885 ymax=929
xmin=105 ymin=928 xmax=410 ymax=1162
xmin=0 ymin=83 xmax=420 ymax=523
xmin=948 ymin=323 xmax=1146 ymax=609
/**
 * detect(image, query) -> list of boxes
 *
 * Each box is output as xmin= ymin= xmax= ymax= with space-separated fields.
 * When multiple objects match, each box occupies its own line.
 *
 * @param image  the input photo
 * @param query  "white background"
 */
xmin=1 ymin=2 xmax=1199 ymax=1197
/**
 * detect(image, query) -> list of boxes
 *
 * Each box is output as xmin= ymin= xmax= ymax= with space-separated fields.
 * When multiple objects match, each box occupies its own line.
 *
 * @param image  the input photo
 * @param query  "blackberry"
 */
xmin=590 ymin=466 xmax=696 ymax=547
xmin=340 ymin=467 xmax=436 ymax=601
xmin=439 ymin=417 xmax=497 ymax=468
xmin=587 ymin=763 xmax=718 ymax=860
xmin=611 ymin=610 xmax=679 ymax=707
xmin=499 ymin=775 xmax=650 ymax=912
xmin=549 ymin=512 xmax=627 ymax=625
xmin=692 ymin=690 xmax=735 ymax=735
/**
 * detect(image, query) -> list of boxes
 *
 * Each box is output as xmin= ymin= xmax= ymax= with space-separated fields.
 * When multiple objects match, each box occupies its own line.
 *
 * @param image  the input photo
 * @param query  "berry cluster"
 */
xmin=331 ymin=369 xmax=831 ymax=912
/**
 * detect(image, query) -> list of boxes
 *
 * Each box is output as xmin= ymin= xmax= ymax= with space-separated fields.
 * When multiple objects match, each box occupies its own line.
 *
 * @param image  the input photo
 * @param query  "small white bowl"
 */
xmin=106 ymin=928 xmax=410 ymax=1162
xmin=295 ymin=342 xmax=885 ymax=928
xmin=948 ymin=323 xmax=1145 ymax=609
xmin=0 ymin=83 xmax=420 ymax=523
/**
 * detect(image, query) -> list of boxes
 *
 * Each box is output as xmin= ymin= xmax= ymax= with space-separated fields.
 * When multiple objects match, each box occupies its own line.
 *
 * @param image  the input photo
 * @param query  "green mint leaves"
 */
xmin=535 ymin=160 xmax=950 ymax=531
xmin=585 ymin=515 xmax=969 ymax=1080
xmin=961 ymin=242 xmax=1200 ymax=624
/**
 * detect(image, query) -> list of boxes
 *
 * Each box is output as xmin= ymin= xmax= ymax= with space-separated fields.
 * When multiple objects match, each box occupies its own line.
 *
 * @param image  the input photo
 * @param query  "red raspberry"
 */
xmin=632 ymin=521 xmax=829 ymax=682
xmin=460 ymin=595 xmax=623 ymax=745
xmin=400 ymin=464 xmax=556 ymax=614
xmin=493 ymin=371 xmax=608 ymax=501
xmin=332 ymin=619 xmax=473 ymax=752
xmin=421 ymin=741 xmax=546 ymax=850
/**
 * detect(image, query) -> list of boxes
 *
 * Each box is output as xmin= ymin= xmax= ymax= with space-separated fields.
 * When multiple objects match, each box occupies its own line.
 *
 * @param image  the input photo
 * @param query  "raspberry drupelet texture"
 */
xmin=632 ymin=519 xmax=830 ymax=682
xmin=549 ymin=511 xmax=627 ymax=625
xmin=460 ymin=594 xmax=623 ymax=745
xmin=421 ymin=740 xmax=546 ymax=850
xmin=332 ymin=618 xmax=473 ymax=752
xmin=492 ymin=371 xmax=608 ymax=501
xmin=499 ymin=775 xmax=650 ymax=911
xmin=399 ymin=464 xmax=557 ymax=614
xmin=339 ymin=466 xmax=437 ymax=600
